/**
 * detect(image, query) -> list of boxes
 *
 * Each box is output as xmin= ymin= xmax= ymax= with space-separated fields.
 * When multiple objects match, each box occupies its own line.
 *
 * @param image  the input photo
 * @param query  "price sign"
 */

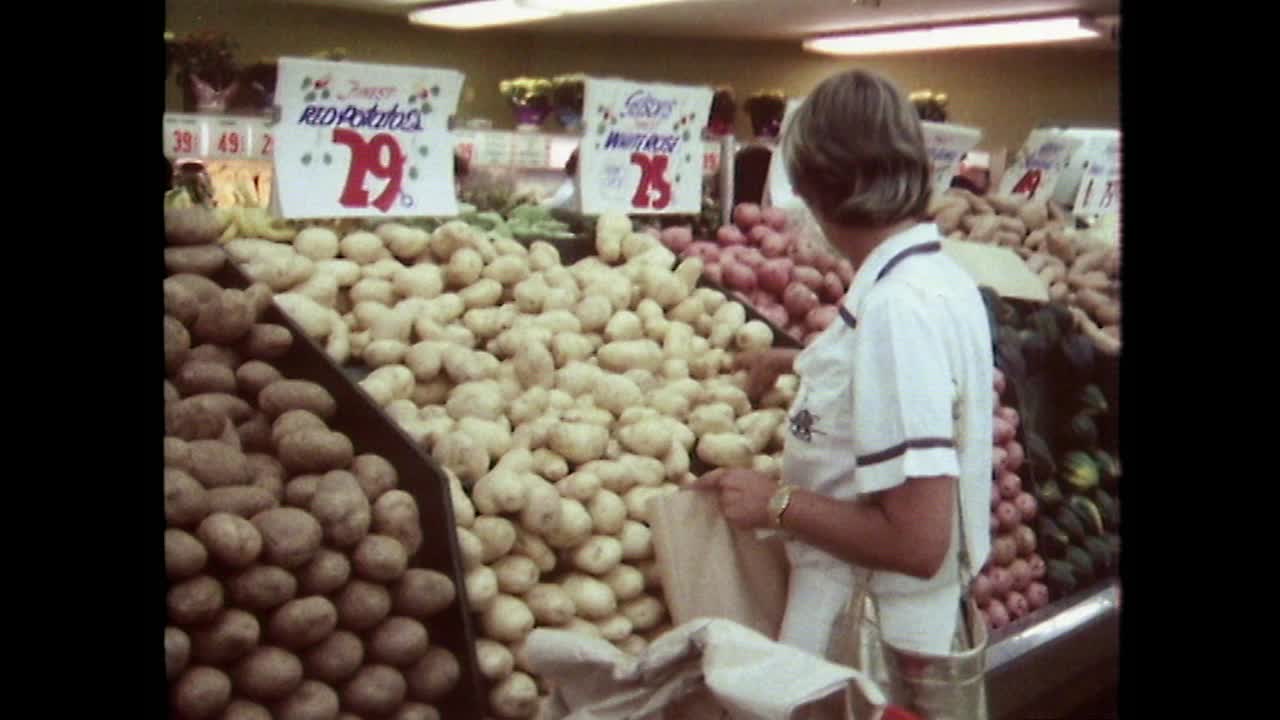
xmin=701 ymin=142 xmax=721 ymax=176
xmin=1073 ymin=135 xmax=1121 ymax=216
xmin=921 ymin=121 xmax=983 ymax=197
xmin=511 ymin=132 xmax=551 ymax=169
xmin=273 ymin=57 xmax=464 ymax=219
xmin=578 ymin=77 xmax=713 ymax=215
xmin=163 ymin=113 xmax=210 ymax=158
xmin=246 ymin=119 xmax=275 ymax=159
xmin=210 ymin=119 xmax=251 ymax=159
xmin=474 ymin=131 xmax=514 ymax=168
xmin=997 ymin=128 xmax=1084 ymax=201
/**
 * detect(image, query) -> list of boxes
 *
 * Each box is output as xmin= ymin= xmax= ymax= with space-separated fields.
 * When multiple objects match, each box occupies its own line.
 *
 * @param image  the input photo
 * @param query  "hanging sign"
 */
xmin=578 ymin=77 xmax=714 ymax=214
xmin=996 ymin=128 xmax=1084 ymax=201
xmin=164 ymin=113 xmax=210 ymax=159
xmin=273 ymin=57 xmax=464 ymax=218
xmin=1072 ymin=133 xmax=1121 ymax=216
xmin=921 ymin=121 xmax=983 ymax=196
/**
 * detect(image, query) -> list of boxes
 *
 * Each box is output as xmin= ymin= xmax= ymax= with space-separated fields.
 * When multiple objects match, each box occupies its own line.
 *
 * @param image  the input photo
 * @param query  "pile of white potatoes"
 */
xmin=219 ymin=211 xmax=799 ymax=719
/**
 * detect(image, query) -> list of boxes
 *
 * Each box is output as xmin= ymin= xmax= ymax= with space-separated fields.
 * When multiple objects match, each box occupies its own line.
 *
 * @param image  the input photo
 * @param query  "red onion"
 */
xmin=997 ymin=471 xmax=1021 ymax=500
xmin=783 ymin=282 xmax=820 ymax=319
xmin=1014 ymin=492 xmax=1037 ymax=523
xmin=686 ymin=240 xmax=721 ymax=262
xmin=747 ymin=225 xmax=772 ymax=246
xmin=760 ymin=231 xmax=790 ymax=258
xmin=716 ymin=225 xmax=746 ymax=246
xmin=736 ymin=247 xmax=766 ymax=269
xmin=806 ymin=305 xmax=839 ymax=332
xmin=758 ymin=303 xmax=790 ymax=329
xmin=761 ymin=206 xmax=788 ymax=231
xmin=993 ymin=417 xmax=1015 ymax=444
xmin=971 ymin=574 xmax=994 ymax=605
xmin=792 ymin=265 xmax=824 ymax=291
xmin=992 ymin=535 xmax=1017 ymax=566
xmin=812 ymin=248 xmax=838 ymax=274
xmin=989 ymin=566 xmax=1014 ymax=596
xmin=1013 ymin=524 xmax=1037 ymax=557
xmin=985 ymin=598 xmax=1010 ymax=629
xmin=703 ymin=263 xmax=723 ymax=285
xmin=791 ymin=238 xmax=820 ymax=267
xmin=993 ymin=368 xmax=1007 ymax=396
xmin=1026 ymin=554 xmax=1046 ymax=581
xmin=995 ymin=502 xmax=1020 ymax=532
xmin=1006 ymin=590 xmax=1029 ymax=619
xmin=757 ymin=258 xmax=793 ymax=294
xmin=733 ymin=203 xmax=763 ymax=229
xmin=1026 ymin=582 xmax=1050 ymax=610
xmin=992 ymin=447 xmax=1008 ymax=475
xmin=1004 ymin=441 xmax=1025 ymax=473
xmin=996 ymin=405 xmax=1020 ymax=430
xmin=1009 ymin=559 xmax=1032 ymax=591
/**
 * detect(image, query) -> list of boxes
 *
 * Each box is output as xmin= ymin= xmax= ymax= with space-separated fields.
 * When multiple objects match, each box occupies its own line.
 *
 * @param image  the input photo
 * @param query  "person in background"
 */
xmin=695 ymin=69 xmax=993 ymax=687
xmin=543 ymin=148 xmax=580 ymax=211
xmin=733 ymin=92 xmax=786 ymax=207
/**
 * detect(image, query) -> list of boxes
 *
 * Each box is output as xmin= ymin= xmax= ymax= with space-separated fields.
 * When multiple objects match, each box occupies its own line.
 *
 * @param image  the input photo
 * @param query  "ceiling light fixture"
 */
xmin=408 ymin=0 xmax=560 ymax=30
xmin=803 ymin=15 xmax=1100 ymax=56
xmin=516 ymin=0 xmax=690 ymax=14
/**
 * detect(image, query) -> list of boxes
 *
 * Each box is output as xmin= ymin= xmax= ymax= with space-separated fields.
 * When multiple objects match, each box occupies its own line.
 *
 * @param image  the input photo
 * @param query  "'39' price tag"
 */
xmin=163 ymin=113 xmax=210 ymax=158
xmin=273 ymin=57 xmax=465 ymax=219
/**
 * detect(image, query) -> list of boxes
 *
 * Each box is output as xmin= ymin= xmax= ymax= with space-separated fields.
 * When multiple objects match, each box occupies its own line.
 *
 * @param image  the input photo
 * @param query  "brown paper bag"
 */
xmin=649 ymin=489 xmax=790 ymax=640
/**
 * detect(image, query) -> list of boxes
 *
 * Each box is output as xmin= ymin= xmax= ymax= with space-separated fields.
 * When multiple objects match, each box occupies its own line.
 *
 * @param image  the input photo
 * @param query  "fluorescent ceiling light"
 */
xmin=517 ymin=0 xmax=687 ymax=14
xmin=409 ymin=0 xmax=560 ymax=29
xmin=804 ymin=16 xmax=1099 ymax=56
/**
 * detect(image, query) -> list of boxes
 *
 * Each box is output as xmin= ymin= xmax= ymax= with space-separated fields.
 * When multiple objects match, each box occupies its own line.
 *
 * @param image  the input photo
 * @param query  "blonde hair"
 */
xmin=782 ymin=70 xmax=933 ymax=229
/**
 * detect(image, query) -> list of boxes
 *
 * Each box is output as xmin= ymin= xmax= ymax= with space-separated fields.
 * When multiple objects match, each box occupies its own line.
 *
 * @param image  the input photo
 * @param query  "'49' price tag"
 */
xmin=272 ymin=57 xmax=465 ymax=219
xmin=210 ymin=119 xmax=251 ymax=160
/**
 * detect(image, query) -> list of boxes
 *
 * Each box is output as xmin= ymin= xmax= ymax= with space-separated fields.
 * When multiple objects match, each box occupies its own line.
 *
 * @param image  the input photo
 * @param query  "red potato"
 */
xmin=811 ymin=249 xmax=838 ymax=274
xmin=761 ymin=232 xmax=791 ymax=258
xmin=1005 ymin=442 xmax=1025 ymax=473
xmin=783 ymin=283 xmax=819 ymax=319
xmin=792 ymin=266 xmax=824 ymax=291
xmin=659 ymin=227 xmax=693 ymax=254
xmin=996 ymin=406 xmax=1020 ymax=430
xmin=991 ymin=535 xmax=1017 ymax=566
xmin=1026 ymin=582 xmax=1050 ymax=610
xmin=835 ymin=259 xmax=855 ymax=286
xmin=990 ymin=482 xmax=1001 ymax=510
xmin=747 ymin=226 xmax=772 ymax=246
xmin=717 ymin=225 xmax=747 ymax=246
xmin=985 ymin=599 xmax=1010 ymax=629
xmin=992 ymin=447 xmax=1008 ymax=475
xmin=733 ymin=203 xmax=762 ymax=229
xmin=988 ymin=567 xmax=1013 ymax=596
xmin=1008 ymin=559 xmax=1032 ymax=591
xmin=761 ymin=206 xmax=788 ymax=231
xmin=993 ymin=417 xmax=1015 ymax=444
xmin=790 ymin=238 xmax=819 ymax=267
xmin=995 ymin=502 xmax=1020 ymax=532
xmin=993 ymin=368 xmax=1007 ymax=396
xmin=1027 ymin=554 xmax=1046 ymax=581
xmin=758 ymin=304 xmax=790 ymax=330
xmin=806 ymin=305 xmax=839 ymax=332
xmin=1014 ymin=492 xmax=1038 ymax=523
xmin=757 ymin=258 xmax=793 ymax=294
xmin=703 ymin=263 xmax=723 ymax=285
xmin=722 ymin=262 xmax=756 ymax=293
xmin=971 ymin=574 xmax=994 ymax=606
xmin=684 ymin=240 xmax=720 ymax=261
xmin=750 ymin=290 xmax=773 ymax=308
xmin=736 ymin=247 xmax=766 ymax=269
xmin=1005 ymin=591 xmax=1030 ymax=619
xmin=1013 ymin=524 xmax=1037 ymax=557
xmin=997 ymin=472 xmax=1021 ymax=500
xmin=820 ymin=272 xmax=845 ymax=303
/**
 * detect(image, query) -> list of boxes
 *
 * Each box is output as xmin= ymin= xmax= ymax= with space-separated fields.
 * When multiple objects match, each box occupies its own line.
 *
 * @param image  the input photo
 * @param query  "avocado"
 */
xmin=1065 ymin=546 xmax=1096 ymax=585
xmin=1045 ymin=560 xmax=1078 ymax=599
xmin=1054 ymin=505 xmax=1087 ymax=545
xmin=1067 ymin=496 xmax=1106 ymax=536
xmin=1036 ymin=516 xmax=1071 ymax=558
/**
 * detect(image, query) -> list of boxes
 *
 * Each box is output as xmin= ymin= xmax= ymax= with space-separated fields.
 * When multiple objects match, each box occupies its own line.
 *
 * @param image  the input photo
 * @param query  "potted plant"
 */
xmin=551 ymin=74 xmax=585 ymax=132
xmin=706 ymin=86 xmax=737 ymax=138
xmin=167 ymin=31 xmax=240 ymax=113
xmin=500 ymin=77 xmax=554 ymax=131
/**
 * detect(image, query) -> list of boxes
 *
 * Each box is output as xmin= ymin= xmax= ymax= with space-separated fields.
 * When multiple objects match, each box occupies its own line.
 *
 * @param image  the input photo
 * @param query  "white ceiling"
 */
xmin=272 ymin=0 xmax=1120 ymax=41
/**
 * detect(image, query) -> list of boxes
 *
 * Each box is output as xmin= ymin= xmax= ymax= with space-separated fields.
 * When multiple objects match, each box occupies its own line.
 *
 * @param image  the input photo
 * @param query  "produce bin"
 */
xmin=209 ymin=262 xmax=489 ymax=719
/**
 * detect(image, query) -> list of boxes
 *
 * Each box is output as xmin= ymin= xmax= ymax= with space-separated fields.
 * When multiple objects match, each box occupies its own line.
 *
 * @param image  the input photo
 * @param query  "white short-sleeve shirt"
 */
xmin=782 ymin=222 xmax=993 ymax=599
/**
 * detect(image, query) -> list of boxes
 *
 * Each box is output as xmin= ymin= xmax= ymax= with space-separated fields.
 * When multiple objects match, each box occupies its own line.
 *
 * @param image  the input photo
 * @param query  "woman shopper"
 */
xmin=695 ymin=69 xmax=993 ymax=716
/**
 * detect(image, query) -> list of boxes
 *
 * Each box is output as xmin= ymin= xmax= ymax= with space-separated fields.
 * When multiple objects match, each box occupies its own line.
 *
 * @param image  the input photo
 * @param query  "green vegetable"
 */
xmin=1045 ymin=560 xmax=1078 ymax=598
xmin=996 ymin=338 xmax=1026 ymax=382
xmin=1060 ymin=334 xmax=1096 ymax=378
xmin=1024 ymin=432 xmax=1056 ymax=480
xmin=1067 ymin=495 xmax=1105 ymax=537
xmin=1104 ymin=533 xmax=1121 ymax=561
xmin=508 ymin=204 xmax=554 ymax=225
xmin=1020 ymin=330 xmax=1049 ymax=372
xmin=1079 ymin=384 xmax=1108 ymax=415
xmin=1030 ymin=307 xmax=1062 ymax=348
xmin=1061 ymin=451 xmax=1100 ymax=492
xmin=1053 ymin=505 xmax=1086 ymax=545
xmin=1069 ymin=413 xmax=1099 ymax=449
xmin=1036 ymin=516 xmax=1071 ymax=558
xmin=1091 ymin=489 xmax=1120 ymax=531
xmin=1030 ymin=477 xmax=1064 ymax=512
xmin=1093 ymin=450 xmax=1121 ymax=490
xmin=1064 ymin=546 xmax=1096 ymax=585
xmin=1082 ymin=537 xmax=1114 ymax=577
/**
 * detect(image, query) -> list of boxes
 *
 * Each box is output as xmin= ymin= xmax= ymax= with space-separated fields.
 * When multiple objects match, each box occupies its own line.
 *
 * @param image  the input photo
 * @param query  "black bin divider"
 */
xmin=211 ymin=263 xmax=487 ymax=719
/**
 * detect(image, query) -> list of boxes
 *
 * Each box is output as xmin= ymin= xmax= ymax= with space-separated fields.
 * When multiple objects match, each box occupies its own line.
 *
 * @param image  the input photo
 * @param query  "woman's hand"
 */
xmin=736 ymin=348 xmax=799 ymax=403
xmin=693 ymin=468 xmax=780 ymax=530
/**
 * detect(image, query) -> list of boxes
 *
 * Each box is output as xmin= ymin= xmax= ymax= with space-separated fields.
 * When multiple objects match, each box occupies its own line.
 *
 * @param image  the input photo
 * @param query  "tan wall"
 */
xmin=166 ymin=1 xmax=1118 ymax=152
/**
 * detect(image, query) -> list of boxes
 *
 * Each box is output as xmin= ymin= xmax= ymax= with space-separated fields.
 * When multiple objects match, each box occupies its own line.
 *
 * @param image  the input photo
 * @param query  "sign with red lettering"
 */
xmin=578 ymin=77 xmax=713 ymax=215
xmin=210 ymin=118 xmax=251 ymax=160
xmin=997 ymin=128 xmax=1084 ymax=201
xmin=163 ymin=114 xmax=210 ymax=158
xmin=273 ymin=57 xmax=464 ymax=219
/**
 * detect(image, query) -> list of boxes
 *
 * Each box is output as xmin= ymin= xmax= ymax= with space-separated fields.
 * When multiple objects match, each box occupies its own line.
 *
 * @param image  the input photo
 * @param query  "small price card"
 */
xmin=163 ymin=113 xmax=210 ymax=158
xmin=273 ymin=57 xmax=465 ymax=218
xmin=701 ymin=142 xmax=721 ymax=177
xmin=209 ymin=118 xmax=252 ymax=160
xmin=511 ymin=132 xmax=551 ymax=169
xmin=921 ymin=121 xmax=983 ymax=196
xmin=997 ymin=128 xmax=1084 ymax=201
xmin=579 ymin=77 xmax=713 ymax=214
xmin=247 ymin=118 xmax=275 ymax=160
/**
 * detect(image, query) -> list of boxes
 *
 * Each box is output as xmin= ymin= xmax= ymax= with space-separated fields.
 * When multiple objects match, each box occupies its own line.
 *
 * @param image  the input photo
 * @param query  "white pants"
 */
xmin=779 ymin=542 xmax=960 ymax=658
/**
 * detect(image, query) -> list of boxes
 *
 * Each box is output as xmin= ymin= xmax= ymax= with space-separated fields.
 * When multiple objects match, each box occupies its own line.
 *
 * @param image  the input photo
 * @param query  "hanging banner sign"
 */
xmin=1072 ymin=133 xmax=1121 ymax=216
xmin=997 ymin=128 xmax=1084 ymax=201
xmin=273 ymin=57 xmax=464 ymax=219
xmin=921 ymin=121 xmax=983 ymax=197
xmin=578 ymin=77 xmax=714 ymax=214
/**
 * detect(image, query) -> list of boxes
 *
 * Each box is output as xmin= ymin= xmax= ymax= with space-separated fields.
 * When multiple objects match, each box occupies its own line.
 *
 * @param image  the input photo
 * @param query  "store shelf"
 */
xmin=986 ymin=579 xmax=1120 ymax=719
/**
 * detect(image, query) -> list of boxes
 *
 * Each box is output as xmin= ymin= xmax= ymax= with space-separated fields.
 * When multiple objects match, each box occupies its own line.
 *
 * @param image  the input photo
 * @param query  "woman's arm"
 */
xmin=737 ymin=347 xmax=800 ymax=401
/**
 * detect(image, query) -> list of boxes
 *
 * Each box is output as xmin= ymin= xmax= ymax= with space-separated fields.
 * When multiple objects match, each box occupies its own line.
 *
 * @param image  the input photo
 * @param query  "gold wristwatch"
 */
xmin=768 ymin=484 xmax=797 ymax=529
